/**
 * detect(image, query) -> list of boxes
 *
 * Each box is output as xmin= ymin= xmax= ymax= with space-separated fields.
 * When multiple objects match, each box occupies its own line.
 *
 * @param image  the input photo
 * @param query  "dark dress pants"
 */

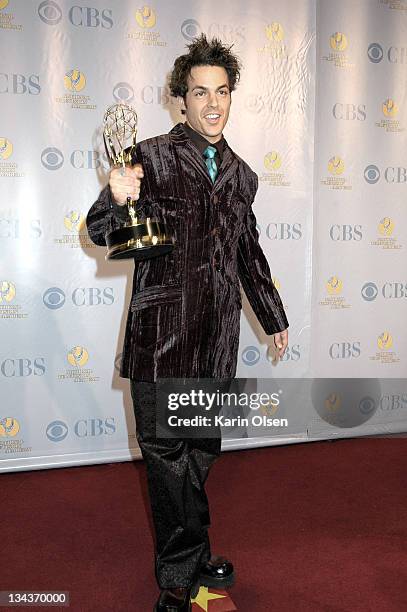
xmin=130 ymin=379 xmax=225 ymax=589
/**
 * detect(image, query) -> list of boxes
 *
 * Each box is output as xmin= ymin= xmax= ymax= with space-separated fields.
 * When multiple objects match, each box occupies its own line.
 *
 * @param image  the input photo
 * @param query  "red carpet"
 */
xmin=2 ymin=438 xmax=407 ymax=611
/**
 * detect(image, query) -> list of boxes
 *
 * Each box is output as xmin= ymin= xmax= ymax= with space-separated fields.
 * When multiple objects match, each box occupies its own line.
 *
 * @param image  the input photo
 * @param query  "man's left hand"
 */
xmin=273 ymin=328 xmax=288 ymax=359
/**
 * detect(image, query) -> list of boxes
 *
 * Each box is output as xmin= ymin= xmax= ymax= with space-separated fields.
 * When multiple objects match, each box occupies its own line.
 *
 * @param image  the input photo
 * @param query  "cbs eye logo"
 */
xmin=364 ymin=164 xmax=380 ymax=184
xmin=46 ymin=420 xmax=68 ymax=442
xmin=41 ymin=147 xmax=64 ymax=170
xmin=359 ymin=396 xmax=376 ymax=415
xmin=43 ymin=287 xmax=66 ymax=310
xmin=38 ymin=0 xmax=62 ymax=25
xmin=242 ymin=346 xmax=261 ymax=366
xmin=361 ymin=282 xmax=378 ymax=302
xmin=181 ymin=19 xmax=201 ymax=41
xmin=112 ymin=82 xmax=134 ymax=104
xmin=367 ymin=43 xmax=383 ymax=63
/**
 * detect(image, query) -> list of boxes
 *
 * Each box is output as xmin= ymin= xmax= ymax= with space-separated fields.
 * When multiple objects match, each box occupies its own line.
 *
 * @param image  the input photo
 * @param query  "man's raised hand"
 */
xmin=109 ymin=164 xmax=144 ymax=205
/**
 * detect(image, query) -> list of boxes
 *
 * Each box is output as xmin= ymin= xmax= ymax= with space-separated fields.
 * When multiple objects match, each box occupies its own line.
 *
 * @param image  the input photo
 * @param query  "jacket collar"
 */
xmin=168 ymin=122 xmax=239 ymax=193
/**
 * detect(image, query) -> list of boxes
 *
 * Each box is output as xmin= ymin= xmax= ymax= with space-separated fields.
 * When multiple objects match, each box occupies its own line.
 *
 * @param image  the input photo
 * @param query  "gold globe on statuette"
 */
xmin=102 ymin=103 xmax=174 ymax=260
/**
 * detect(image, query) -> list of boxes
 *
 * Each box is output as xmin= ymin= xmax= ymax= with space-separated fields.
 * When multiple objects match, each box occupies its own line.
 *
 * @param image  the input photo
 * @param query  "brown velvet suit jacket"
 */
xmin=86 ymin=122 xmax=289 ymax=381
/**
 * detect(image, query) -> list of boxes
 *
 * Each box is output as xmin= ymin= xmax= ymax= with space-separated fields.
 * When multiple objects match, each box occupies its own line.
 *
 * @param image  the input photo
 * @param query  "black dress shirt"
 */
xmin=182 ymin=122 xmax=225 ymax=172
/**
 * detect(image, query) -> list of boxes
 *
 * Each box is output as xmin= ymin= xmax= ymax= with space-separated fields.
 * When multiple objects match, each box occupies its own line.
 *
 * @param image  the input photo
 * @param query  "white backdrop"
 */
xmin=1 ymin=0 xmax=406 ymax=472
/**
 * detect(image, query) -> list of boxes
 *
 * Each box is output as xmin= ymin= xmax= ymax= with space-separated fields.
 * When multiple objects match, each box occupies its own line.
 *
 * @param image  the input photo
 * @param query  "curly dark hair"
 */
xmin=169 ymin=34 xmax=242 ymax=101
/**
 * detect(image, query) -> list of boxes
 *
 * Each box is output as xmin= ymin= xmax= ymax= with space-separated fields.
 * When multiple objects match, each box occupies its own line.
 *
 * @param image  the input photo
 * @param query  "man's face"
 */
xmin=182 ymin=65 xmax=231 ymax=143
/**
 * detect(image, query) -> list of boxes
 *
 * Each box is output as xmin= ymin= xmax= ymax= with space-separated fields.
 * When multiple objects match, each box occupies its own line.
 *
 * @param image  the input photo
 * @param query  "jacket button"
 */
xmin=212 ymin=255 xmax=222 ymax=271
xmin=212 ymin=195 xmax=219 ymax=204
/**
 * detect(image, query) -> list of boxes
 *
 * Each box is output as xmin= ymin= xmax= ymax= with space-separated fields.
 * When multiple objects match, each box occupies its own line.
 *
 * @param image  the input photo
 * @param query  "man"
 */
xmin=86 ymin=35 xmax=289 ymax=612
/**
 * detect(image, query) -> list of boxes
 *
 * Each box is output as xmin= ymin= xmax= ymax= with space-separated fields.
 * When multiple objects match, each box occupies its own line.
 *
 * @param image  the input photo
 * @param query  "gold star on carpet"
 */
xmin=191 ymin=586 xmax=227 ymax=611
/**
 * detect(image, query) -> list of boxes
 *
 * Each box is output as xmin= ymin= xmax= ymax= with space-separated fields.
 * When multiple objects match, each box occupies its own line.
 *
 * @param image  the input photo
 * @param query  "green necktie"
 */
xmin=203 ymin=145 xmax=218 ymax=183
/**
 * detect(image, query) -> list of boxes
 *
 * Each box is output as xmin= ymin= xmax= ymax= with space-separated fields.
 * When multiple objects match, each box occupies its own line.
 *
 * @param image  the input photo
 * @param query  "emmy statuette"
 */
xmin=103 ymin=103 xmax=174 ymax=260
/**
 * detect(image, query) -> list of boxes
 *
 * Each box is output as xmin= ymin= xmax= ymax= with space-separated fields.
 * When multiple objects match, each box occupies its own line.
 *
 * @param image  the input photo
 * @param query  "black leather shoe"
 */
xmin=154 ymin=579 xmax=200 ymax=612
xmin=199 ymin=555 xmax=235 ymax=588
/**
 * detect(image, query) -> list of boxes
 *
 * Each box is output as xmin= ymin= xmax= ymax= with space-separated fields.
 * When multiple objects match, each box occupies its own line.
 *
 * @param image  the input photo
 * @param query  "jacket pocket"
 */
xmin=131 ymin=284 xmax=182 ymax=312
xmin=152 ymin=195 xmax=187 ymax=218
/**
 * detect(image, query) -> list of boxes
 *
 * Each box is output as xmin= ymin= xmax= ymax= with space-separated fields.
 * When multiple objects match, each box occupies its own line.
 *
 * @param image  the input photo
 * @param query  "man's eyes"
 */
xmin=193 ymin=90 xmax=229 ymax=97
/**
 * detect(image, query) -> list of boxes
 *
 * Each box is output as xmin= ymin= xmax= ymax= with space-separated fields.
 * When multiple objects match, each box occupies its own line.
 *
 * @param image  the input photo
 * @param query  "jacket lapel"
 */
xmin=169 ymin=123 xmax=239 ymax=193
xmin=213 ymin=144 xmax=239 ymax=193
xmin=169 ymin=123 xmax=212 ymax=188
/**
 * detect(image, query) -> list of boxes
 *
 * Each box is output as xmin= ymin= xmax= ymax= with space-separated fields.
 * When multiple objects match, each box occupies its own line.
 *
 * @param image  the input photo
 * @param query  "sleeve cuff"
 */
xmin=108 ymin=186 xmax=129 ymax=222
xmin=111 ymin=200 xmax=129 ymax=222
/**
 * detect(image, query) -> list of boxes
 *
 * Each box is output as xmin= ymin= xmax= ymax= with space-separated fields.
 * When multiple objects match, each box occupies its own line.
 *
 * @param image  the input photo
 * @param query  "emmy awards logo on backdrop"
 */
xmin=102 ymin=103 xmax=174 ymax=260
